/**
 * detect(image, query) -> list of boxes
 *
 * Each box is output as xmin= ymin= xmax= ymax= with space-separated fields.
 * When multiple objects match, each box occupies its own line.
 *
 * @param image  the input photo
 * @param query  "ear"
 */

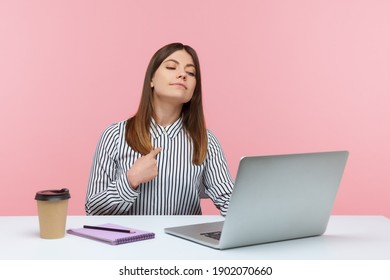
xmin=150 ymin=81 xmax=154 ymax=88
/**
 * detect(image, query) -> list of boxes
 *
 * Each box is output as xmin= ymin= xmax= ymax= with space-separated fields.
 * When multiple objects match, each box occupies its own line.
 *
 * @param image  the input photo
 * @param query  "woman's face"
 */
xmin=151 ymin=50 xmax=196 ymax=106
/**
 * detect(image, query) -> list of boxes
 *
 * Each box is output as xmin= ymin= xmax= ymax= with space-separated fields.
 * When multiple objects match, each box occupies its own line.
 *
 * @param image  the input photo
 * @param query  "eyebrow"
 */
xmin=163 ymin=59 xmax=196 ymax=69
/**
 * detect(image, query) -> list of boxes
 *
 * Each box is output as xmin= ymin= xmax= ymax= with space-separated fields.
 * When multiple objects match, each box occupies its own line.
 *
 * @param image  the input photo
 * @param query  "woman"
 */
xmin=86 ymin=43 xmax=233 ymax=215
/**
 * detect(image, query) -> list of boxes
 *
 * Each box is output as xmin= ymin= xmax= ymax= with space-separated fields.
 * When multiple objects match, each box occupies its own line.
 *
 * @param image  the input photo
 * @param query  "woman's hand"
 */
xmin=127 ymin=147 xmax=162 ymax=189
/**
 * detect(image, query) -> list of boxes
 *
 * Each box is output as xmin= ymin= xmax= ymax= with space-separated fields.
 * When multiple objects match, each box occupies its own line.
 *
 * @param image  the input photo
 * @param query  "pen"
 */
xmin=83 ymin=225 xmax=134 ymax=233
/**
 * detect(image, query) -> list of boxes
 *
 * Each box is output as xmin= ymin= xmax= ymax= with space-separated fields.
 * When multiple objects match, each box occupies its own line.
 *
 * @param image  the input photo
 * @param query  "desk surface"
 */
xmin=1 ymin=215 xmax=389 ymax=260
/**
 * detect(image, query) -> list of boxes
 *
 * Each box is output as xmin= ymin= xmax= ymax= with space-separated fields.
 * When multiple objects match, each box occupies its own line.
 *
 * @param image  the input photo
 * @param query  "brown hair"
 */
xmin=125 ymin=43 xmax=207 ymax=165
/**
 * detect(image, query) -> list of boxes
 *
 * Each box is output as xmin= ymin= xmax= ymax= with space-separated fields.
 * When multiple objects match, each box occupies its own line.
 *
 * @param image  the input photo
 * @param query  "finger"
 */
xmin=148 ymin=147 xmax=162 ymax=158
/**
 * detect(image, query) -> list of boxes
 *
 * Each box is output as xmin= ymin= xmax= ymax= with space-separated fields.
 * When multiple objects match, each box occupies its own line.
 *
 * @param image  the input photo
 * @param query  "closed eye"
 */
xmin=186 ymin=71 xmax=195 ymax=77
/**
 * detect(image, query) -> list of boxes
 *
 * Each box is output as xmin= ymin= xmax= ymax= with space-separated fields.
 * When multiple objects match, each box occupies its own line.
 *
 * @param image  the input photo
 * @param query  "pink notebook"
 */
xmin=67 ymin=223 xmax=155 ymax=245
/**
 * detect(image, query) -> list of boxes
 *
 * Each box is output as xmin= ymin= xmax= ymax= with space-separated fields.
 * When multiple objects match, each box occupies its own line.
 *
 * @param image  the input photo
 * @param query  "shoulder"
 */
xmin=205 ymin=129 xmax=229 ymax=164
xmin=99 ymin=120 xmax=126 ymax=145
xmin=207 ymin=129 xmax=221 ymax=143
xmin=206 ymin=129 xmax=223 ymax=151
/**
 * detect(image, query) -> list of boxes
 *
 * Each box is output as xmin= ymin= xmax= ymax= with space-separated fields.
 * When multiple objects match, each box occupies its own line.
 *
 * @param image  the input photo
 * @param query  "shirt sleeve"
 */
xmin=85 ymin=123 xmax=139 ymax=215
xmin=203 ymin=130 xmax=234 ymax=216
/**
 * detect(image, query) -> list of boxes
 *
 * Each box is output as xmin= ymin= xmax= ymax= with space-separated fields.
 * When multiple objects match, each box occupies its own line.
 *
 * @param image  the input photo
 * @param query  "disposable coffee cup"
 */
xmin=35 ymin=188 xmax=71 ymax=239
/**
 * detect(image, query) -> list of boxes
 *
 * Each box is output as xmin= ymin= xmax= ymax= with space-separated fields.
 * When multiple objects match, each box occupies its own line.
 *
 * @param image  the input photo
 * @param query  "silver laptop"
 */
xmin=164 ymin=151 xmax=349 ymax=249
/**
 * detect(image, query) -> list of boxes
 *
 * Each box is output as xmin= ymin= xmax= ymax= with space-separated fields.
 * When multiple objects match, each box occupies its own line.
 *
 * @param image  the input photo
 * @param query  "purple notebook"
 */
xmin=67 ymin=223 xmax=155 ymax=245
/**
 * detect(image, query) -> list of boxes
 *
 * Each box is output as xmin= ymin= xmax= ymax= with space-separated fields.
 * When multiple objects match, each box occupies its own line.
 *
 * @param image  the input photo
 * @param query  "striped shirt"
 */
xmin=85 ymin=117 xmax=233 ymax=216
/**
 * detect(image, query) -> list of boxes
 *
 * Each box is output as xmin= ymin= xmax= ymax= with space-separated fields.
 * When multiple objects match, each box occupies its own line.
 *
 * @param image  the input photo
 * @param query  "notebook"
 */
xmin=165 ymin=151 xmax=349 ymax=250
xmin=67 ymin=223 xmax=155 ymax=245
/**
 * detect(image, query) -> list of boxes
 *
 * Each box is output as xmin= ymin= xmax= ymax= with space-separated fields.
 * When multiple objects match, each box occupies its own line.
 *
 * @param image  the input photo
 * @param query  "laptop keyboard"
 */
xmin=200 ymin=231 xmax=221 ymax=240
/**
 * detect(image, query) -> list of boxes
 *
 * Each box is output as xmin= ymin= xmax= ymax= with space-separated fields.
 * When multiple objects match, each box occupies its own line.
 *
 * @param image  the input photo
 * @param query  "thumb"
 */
xmin=149 ymin=147 xmax=162 ymax=158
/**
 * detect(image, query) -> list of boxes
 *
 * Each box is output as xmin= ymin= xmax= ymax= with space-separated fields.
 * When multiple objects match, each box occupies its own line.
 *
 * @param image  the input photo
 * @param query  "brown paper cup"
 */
xmin=35 ymin=188 xmax=70 ymax=239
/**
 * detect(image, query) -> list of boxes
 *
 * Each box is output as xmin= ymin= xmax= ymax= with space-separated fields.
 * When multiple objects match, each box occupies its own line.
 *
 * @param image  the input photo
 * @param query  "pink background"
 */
xmin=0 ymin=0 xmax=389 ymax=217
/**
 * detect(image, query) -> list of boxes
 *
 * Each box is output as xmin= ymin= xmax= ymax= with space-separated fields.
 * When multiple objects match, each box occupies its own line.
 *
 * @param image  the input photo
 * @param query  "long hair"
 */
xmin=125 ymin=43 xmax=207 ymax=165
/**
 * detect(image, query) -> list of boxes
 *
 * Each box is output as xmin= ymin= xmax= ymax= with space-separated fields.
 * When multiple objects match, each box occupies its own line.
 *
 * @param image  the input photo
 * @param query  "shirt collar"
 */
xmin=150 ymin=117 xmax=183 ymax=139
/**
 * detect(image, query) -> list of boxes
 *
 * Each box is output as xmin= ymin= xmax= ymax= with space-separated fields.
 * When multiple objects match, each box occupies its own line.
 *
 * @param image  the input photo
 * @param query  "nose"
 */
xmin=176 ymin=71 xmax=187 ymax=80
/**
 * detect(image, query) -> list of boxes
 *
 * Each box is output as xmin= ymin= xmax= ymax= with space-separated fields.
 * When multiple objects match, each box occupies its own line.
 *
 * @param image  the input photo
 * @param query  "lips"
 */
xmin=170 ymin=83 xmax=187 ymax=89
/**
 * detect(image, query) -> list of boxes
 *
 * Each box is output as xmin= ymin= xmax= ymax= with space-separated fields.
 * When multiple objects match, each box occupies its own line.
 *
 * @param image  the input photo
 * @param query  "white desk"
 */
xmin=1 ymin=215 xmax=389 ymax=260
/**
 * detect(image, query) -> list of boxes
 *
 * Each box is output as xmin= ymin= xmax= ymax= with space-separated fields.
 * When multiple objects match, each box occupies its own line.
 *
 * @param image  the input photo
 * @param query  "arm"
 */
xmin=85 ymin=123 xmax=138 ymax=215
xmin=203 ymin=130 xmax=234 ymax=216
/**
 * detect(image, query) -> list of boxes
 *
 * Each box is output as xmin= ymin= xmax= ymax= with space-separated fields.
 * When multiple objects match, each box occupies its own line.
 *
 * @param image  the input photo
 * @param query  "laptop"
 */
xmin=164 ymin=150 xmax=349 ymax=249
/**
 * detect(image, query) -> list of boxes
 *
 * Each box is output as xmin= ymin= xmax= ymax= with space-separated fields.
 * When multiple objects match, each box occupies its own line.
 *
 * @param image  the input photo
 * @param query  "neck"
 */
xmin=153 ymin=98 xmax=183 ymax=127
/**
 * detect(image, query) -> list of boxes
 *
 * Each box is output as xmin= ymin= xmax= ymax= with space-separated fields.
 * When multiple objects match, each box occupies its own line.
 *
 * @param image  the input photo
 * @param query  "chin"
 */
xmin=157 ymin=92 xmax=193 ymax=104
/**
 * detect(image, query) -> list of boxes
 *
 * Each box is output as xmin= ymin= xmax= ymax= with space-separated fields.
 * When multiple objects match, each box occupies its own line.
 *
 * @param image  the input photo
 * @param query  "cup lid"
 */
xmin=35 ymin=188 xmax=71 ymax=201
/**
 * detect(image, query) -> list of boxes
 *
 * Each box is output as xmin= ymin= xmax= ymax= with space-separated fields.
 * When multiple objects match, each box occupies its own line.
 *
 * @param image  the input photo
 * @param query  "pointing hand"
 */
xmin=127 ymin=147 xmax=162 ymax=189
